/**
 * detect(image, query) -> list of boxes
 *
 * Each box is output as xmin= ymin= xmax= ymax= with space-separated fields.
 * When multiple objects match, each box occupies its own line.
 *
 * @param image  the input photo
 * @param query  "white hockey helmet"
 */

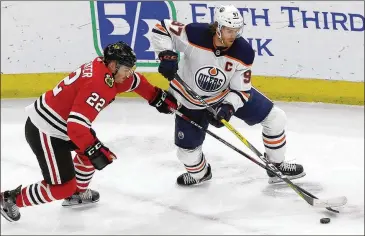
xmin=214 ymin=5 xmax=244 ymax=39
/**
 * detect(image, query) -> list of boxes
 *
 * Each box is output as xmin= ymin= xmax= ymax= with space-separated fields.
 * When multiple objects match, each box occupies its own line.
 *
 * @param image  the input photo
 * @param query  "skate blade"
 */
xmin=176 ymin=178 xmax=212 ymax=187
xmin=61 ymin=199 xmax=99 ymax=208
xmin=268 ymin=172 xmax=306 ymax=184
xmin=1 ymin=208 xmax=19 ymax=222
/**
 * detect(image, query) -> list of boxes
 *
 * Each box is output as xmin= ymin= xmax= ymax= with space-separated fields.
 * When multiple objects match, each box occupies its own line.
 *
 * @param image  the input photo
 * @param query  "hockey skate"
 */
xmin=1 ymin=185 xmax=21 ymax=222
xmin=266 ymin=160 xmax=306 ymax=184
xmin=61 ymin=189 xmax=100 ymax=208
xmin=177 ymin=164 xmax=212 ymax=186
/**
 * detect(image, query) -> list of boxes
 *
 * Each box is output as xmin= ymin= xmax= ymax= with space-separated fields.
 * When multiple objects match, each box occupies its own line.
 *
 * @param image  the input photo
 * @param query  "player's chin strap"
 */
xmin=216 ymin=25 xmax=226 ymax=46
xmin=112 ymin=64 xmax=121 ymax=78
xmin=172 ymin=73 xmax=345 ymax=213
xmin=215 ymin=23 xmax=243 ymax=46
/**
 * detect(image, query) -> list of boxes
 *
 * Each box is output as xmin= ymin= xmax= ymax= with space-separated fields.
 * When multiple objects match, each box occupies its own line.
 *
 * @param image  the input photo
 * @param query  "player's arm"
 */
xmin=67 ymin=81 xmax=116 ymax=170
xmin=210 ymin=53 xmax=255 ymax=128
xmin=224 ymin=65 xmax=253 ymax=111
xmin=150 ymin=19 xmax=189 ymax=81
xmin=224 ymin=46 xmax=255 ymax=112
xmin=150 ymin=19 xmax=189 ymax=53
xmin=122 ymin=72 xmax=178 ymax=114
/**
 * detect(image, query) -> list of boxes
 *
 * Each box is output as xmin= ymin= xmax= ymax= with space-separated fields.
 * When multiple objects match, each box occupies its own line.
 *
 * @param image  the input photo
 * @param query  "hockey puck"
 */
xmin=320 ymin=218 xmax=330 ymax=224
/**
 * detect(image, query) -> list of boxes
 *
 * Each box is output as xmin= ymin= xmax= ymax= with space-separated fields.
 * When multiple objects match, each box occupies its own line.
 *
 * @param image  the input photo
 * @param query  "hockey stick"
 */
xmin=170 ymin=107 xmax=347 ymax=212
xmin=172 ymin=74 xmax=347 ymax=212
xmin=173 ymin=74 xmax=266 ymax=158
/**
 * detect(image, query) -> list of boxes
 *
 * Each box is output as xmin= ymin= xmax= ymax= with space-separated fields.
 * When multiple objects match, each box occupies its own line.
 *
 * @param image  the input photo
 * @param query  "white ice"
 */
xmin=1 ymin=98 xmax=364 ymax=235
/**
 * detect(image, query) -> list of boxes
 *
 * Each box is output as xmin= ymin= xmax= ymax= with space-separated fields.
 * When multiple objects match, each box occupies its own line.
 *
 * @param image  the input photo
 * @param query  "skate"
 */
xmin=1 ymin=185 xmax=21 ymax=222
xmin=177 ymin=164 xmax=212 ymax=186
xmin=61 ymin=189 xmax=100 ymax=208
xmin=266 ymin=161 xmax=306 ymax=184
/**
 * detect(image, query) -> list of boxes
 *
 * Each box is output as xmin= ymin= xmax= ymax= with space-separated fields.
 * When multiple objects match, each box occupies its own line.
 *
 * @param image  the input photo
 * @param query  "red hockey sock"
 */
xmin=15 ymin=178 xmax=76 ymax=208
xmin=73 ymin=153 xmax=95 ymax=192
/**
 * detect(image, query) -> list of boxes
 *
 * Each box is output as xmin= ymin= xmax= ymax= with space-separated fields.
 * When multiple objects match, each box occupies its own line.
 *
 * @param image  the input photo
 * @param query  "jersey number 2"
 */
xmin=86 ymin=92 xmax=106 ymax=112
xmin=53 ymin=68 xmax=82 ymax=96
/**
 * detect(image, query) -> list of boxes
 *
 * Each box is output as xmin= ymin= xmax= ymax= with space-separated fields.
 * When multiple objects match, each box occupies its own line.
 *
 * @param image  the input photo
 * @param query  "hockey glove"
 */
xmin=149 ymin=88 xmax=178 ymax=114
xmin=84 ymin=140 xmax=116 ymax=170
xmin=158 ymin=50 xmax=178 ymax=81
xmin=209 ymin=103 xmax=235 ymax=128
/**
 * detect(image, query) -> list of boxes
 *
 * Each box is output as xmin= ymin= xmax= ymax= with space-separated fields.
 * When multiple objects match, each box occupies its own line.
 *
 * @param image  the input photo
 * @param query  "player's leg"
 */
xmin=61 ymin=127 xmax=100 ymax=207
xmin=72 ymin=152 xmax=95 ymax=192
xmin=175 ymin=106 xmax=212 ymax=186
xmin=1 ymin=118 xmax=77 ymax=222
xmin=260 ymin=105 xmax=305 ymax=182
xmin=234 ymin=87 xmax=305 ymax=182
xmin=61 ymin=151 xmax=99 ymax=207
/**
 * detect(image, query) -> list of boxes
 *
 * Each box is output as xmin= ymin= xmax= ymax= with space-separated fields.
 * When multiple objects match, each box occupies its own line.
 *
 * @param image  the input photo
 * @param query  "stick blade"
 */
xmin=312 ymin=196 xmax=347 ymax=208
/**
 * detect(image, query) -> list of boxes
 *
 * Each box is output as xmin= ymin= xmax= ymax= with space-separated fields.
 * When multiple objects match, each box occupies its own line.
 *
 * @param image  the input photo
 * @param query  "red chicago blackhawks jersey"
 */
xmin=26 ymin=57 xmax=157 ymax=152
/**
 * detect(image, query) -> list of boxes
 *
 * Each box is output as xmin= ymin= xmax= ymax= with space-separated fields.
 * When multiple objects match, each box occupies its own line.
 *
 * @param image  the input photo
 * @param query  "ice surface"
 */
xmin=1 ymin=98 xmax=364 ymax=235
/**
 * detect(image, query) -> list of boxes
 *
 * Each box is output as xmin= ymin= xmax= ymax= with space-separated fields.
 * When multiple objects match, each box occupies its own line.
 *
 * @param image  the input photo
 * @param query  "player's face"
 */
xmin=220 ymin=26 xmax=241 ymax=47
xmin=114 ymin=65 xmax=134 ymax=83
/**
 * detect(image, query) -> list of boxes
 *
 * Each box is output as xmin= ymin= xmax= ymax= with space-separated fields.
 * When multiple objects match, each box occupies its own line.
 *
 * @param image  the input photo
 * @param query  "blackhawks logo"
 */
xmin=104 ymin=74 xmax=114 ymax=88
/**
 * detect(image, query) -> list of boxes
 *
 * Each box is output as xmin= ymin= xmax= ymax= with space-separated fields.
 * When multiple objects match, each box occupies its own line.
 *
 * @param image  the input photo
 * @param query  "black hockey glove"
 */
xmin=158 ymin=50 xmax=178 ymax=81
xmin=84 ymin=140 xmax=116 ymax=170
xmin=149 ymin=88 xmax=178 ymax=114
xmin=209 ymin=103 xmax=235 ymax=128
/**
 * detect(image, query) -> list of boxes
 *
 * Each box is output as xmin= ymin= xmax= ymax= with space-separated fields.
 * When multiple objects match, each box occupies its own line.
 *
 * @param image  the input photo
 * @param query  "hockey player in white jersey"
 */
xmin=150 ymin=5 xmax=306 ymax=186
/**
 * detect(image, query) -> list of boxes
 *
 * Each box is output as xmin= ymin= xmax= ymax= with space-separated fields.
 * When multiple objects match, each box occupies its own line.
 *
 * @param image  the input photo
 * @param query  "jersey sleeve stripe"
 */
xmin=69 ymin=112 xmax=92 ymax=126
xmin=152 ymin=28 xmax=170 ymax=37
xmin=152 ymin=23 xmax=170 ymax=37
xmin=230 ymin=90 xmax=251 ymax=104
xmin=127 ymin=73 xmax=141 ymax=92
xmin=156 ymin=23 xmax=168 ymax=33
xmin=40 ymin=94 xmax=67 ymax=126
xmin=160 ymin=20 xmax=172 ymax=38
xmin=34 ymin=96 xmax=68 ymax=135
xmin=67 ymin=117 xmax=91 ymax=129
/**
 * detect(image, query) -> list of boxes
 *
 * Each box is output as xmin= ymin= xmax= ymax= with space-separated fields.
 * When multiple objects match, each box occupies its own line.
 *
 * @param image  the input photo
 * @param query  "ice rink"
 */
xmin=1 ymin=98 xmax=364 ymax=235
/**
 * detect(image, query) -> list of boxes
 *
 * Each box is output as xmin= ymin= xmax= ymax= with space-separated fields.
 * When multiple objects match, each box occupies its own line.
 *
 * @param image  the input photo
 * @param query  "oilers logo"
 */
xmin=195 ymin=66 xmax=227 ymax=92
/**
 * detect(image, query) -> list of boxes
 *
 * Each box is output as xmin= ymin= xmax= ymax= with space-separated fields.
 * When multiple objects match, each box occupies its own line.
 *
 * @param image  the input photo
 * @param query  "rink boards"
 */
xmin=1 ymin=72 xmax=363 ymax=105
xmin=1 ymin=1 xmax=364 ymax=105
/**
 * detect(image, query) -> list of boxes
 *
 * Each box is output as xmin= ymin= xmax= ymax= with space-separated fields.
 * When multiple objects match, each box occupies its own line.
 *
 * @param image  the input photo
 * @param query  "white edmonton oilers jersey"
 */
xmin=150 ymin=20 xmax=255 ymax=111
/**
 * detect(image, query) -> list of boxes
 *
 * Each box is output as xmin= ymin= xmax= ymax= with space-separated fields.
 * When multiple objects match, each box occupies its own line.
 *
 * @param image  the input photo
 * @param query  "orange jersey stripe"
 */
xmin=155 ymin=23 xmax=168 ymax=34
xmin=171 ymin=80 xmax=230 ymax=105
xmin=241 ymin=91 xmax=250 ymax=100
xmin=188 ymin=41 xmax=251 ymax=67
xmin=171 ymin=80 xmax=202 ymax=105
xmin=188 ymin=41 xmax=213 ymax=53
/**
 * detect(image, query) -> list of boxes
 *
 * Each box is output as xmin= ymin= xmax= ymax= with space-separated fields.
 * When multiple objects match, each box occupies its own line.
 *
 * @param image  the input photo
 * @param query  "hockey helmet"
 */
xmin=214 ymin=5 xmax=244 ymax=39
xmin=103 ymin=41 xmax=137 ymax=68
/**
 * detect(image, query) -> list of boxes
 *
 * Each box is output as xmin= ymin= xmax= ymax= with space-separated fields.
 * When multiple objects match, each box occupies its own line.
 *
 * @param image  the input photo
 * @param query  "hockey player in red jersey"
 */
xmin=0 ymin=41 xmax=177 ymax=222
